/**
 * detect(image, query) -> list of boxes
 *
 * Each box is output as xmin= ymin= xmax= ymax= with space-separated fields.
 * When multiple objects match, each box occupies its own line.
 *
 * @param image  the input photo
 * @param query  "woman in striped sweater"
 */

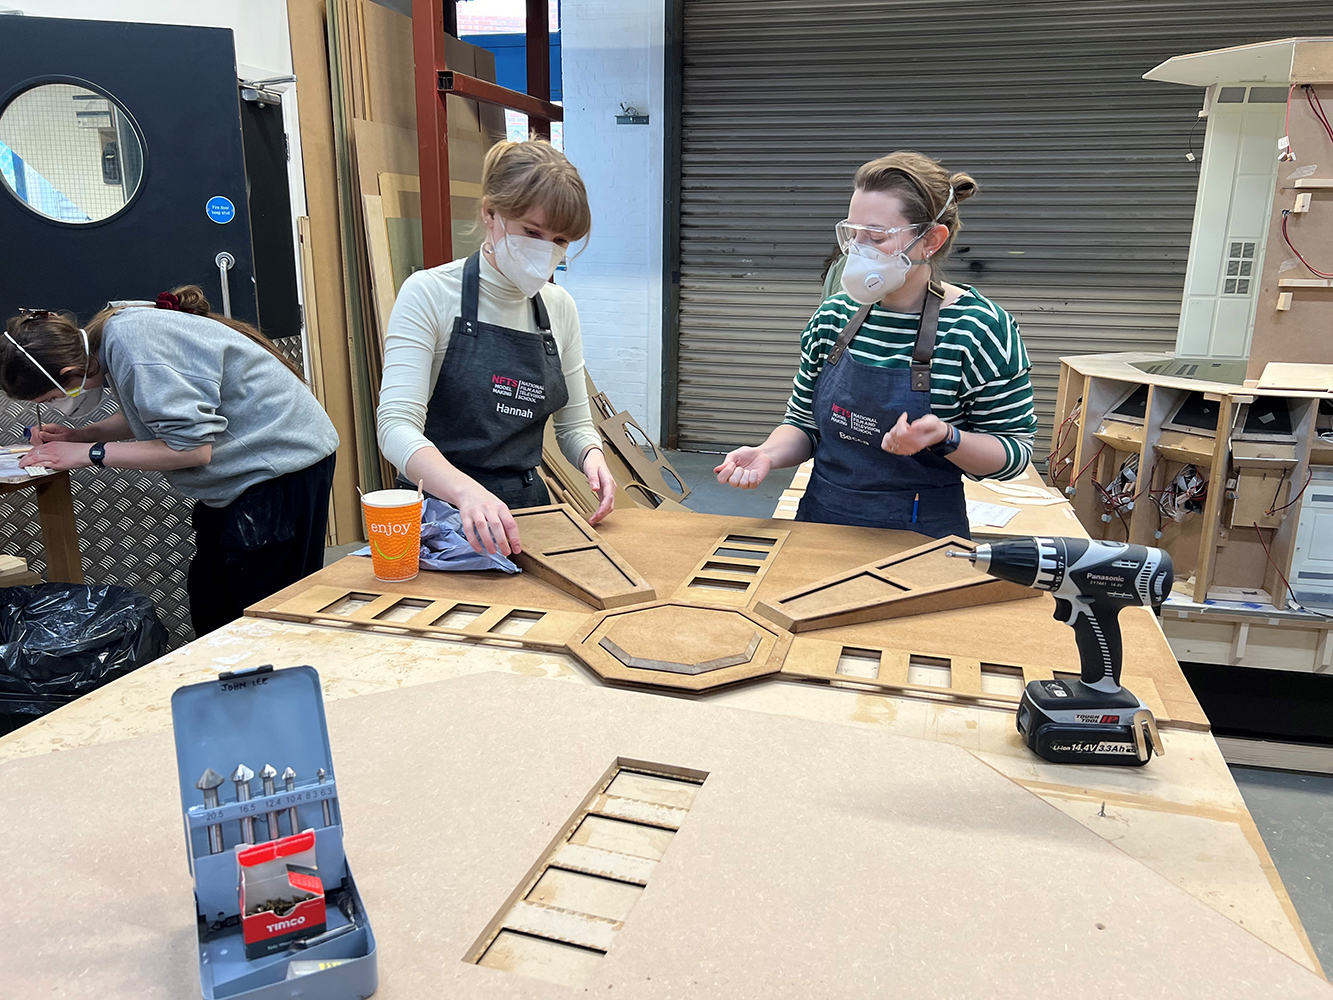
xmin=714 ymin=151 xmax=1037 ymax=538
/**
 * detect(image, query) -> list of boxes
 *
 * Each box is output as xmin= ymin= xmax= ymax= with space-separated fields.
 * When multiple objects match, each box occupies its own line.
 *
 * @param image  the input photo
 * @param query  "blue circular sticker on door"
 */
xmin=206 ymin=196 xmax=236 ymax=225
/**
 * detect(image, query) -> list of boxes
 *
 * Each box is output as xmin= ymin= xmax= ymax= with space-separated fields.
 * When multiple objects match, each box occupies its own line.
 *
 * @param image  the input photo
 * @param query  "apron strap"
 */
xmin=532 ymin=290 xmax=551 ymax=332
xmin=463 ymin=250 xmax=553 ymax=335
xmin=909 ymin=280 xmax=946 ymax=393
xmin=461 ymin=252 xmax=482 ymax=323
xmin=827 ymin=303 xmax=873 ymax=366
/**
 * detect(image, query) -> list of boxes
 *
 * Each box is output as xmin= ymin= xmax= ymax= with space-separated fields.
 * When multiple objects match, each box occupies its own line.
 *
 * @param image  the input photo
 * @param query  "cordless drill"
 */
xmin=947 ymin=537 xmax=1173 ymax=766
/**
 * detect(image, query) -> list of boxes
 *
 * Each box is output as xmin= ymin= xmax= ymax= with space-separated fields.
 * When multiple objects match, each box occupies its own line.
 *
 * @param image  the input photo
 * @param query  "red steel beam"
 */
xmin=439 ymin=72 xmax=563 ymax=123
xmin=526 ymin=0 xmax=552 ymax=138
xmin=413 ymin=0 xmax=560 ymax=268
xmin=413 ymin=0 xmax=453 ymax=269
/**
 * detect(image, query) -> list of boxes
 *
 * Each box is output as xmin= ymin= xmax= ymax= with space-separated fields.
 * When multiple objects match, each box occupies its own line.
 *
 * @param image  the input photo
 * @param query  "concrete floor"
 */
xmin=1232 ymin=767 xmax=1333 ymax=972
xmin=325 ymin=451 xmax=1333 ymax=974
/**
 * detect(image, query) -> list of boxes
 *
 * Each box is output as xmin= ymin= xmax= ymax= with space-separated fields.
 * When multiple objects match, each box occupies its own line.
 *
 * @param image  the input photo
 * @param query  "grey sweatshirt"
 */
xmin=100 ymin=308 xmax=339 ymax=506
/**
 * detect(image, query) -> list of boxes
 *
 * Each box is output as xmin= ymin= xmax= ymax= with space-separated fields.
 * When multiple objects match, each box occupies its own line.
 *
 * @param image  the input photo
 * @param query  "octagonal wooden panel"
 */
xmin=567 ymin=602 xmax=793 ymax=691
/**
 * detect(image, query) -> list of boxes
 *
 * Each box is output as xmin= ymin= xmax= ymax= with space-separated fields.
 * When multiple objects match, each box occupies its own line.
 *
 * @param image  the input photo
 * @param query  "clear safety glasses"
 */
xmin=834 ymin=220 xmax=923 ymax=254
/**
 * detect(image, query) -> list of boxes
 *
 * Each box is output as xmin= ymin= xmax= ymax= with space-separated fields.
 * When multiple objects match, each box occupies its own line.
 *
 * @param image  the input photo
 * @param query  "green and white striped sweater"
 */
xmin=783 ymin=287 xmax=1037 ymax=481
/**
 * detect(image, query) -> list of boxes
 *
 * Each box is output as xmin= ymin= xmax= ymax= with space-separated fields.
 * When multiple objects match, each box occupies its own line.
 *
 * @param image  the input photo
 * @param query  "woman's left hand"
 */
xmin=583 ymin=447 xmax=616 ymax=525
xmin=882 ymin=412 xmax=949 ymax=457
xmin=19 ymin=441 xmax=93 ymax=471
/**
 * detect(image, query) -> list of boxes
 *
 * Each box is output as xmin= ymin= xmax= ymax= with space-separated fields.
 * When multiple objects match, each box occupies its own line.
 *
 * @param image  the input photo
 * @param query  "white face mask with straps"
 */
xmin=839 ymin=186 xmax=956 ymax=305
xmin=488 ymin=215 xmax=565 ymax=298
xmin=2 ymin=325 xmax=106 ymax=419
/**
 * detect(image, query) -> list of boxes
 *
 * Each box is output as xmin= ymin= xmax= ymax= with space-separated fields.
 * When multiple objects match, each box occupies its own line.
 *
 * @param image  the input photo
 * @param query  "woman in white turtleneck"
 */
xmin=376 ymin=140 xmax=614 ymax=557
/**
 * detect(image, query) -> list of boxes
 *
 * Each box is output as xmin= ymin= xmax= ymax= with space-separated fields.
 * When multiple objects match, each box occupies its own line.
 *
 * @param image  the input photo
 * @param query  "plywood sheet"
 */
xmin=756 ymin=535 xmax=1036 ymax=632
xmin=510 ymin=504 xmax=656 ymax=609
xmin=1 ymin=673 xmax=1326 ymax=999
xmin=288 ymin=0 xmax=361 ymax=544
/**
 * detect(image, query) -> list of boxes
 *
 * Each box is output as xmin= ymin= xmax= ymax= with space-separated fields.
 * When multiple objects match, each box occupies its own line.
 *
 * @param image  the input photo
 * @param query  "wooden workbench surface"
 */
xmin=0 ymin=510 xmax=1322 ymax=983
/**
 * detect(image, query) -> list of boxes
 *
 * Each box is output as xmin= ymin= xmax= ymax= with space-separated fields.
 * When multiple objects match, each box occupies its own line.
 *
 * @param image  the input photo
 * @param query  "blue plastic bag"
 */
xmin=353 ymin=499 xmax=519 ymax=574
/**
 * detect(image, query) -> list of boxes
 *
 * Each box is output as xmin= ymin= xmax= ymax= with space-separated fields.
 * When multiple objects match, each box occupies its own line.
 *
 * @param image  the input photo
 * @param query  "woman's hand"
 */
xmin=582 ymin=448 xmax=616 ymax=525
xmin=454 ymin=481 xmax=523 ymax=557
xmin=715 ymin=446 xmax=773 ymax=489
xmin=19 ymin=441 xmax=92 ymax=471
xmin=882 ymin=412 xmax=949 ymax=457
xmin=28 ymin=423 xmax=79 ymax=446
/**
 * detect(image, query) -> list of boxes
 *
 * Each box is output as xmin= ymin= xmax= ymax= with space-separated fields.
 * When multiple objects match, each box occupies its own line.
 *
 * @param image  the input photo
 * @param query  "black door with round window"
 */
xmin=0 ymin=15 xmax=257 ymax=325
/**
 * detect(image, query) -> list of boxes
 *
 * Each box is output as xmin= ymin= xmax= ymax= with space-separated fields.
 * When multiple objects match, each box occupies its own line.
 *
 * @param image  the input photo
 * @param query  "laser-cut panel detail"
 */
xmin=262 ymin=585 xmax=591 ymax=650
xmin=779 ymin=636 xmax=1188 ymax=728
xmin=755 ymin=535 xmax=1036 ymax=632
xmin=509 ymin=504 xmax=656 ymax=609
xmin=673 ymin=529 xmax=789 ymax=607
xmin=468 ymin=760 xmax=708 ymax=987
xmin=569 ymin=602 xmax=792 ymax=691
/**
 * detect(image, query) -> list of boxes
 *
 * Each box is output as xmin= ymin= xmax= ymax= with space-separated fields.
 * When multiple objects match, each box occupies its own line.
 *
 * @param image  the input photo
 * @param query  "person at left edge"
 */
xmin=376 ymin=139 xmax=614 ymax=558
xmin=0 ymin=287 xmax=339 ymax=637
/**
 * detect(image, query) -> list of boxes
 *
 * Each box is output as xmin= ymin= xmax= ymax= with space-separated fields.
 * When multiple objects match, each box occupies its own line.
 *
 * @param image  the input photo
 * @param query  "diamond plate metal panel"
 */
xmin=271 ymin=334 xmax=304 ymax=374
xmin=1 ymin=391 xmax=197 ymax=649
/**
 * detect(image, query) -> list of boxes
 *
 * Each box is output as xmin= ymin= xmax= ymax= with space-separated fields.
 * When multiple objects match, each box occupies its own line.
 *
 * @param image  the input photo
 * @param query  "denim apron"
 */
xmin=795 ymin=281 xmax=969 ymax=539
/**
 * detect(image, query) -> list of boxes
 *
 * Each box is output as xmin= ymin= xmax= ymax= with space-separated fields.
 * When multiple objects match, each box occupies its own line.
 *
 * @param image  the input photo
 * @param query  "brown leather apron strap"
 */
xmin=826 ymin=303 xmax=872 ymax=366
xmin=910 ymin=280 xmax=947 ymax=392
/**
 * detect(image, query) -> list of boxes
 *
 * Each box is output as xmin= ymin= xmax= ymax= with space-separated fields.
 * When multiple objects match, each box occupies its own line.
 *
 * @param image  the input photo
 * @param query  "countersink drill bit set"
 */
xmin=171 ymin=665 xmax=377 ymax=999
xmin=193 ymin=763 xmax=339 ymax=852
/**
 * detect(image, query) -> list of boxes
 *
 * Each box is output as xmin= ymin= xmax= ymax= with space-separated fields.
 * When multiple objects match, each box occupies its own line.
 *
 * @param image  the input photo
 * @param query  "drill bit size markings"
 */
xmin=188 ymin=780 xmax=339 ymax=837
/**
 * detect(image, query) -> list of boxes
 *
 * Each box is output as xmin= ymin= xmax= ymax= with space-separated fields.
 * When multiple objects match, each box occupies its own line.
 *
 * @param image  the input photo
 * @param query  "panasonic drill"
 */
xmin=948 ymin=537 xmax=1173 ymax=766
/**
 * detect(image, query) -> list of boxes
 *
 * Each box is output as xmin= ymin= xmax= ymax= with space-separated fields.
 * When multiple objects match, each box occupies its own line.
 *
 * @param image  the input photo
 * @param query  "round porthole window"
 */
xmin=0 ymin=81 xmax=145 ymax=225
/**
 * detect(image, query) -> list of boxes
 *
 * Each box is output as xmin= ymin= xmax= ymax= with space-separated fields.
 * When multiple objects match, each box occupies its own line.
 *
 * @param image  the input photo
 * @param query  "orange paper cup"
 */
xmin=361 ymin=489 xmax=423 ymax=582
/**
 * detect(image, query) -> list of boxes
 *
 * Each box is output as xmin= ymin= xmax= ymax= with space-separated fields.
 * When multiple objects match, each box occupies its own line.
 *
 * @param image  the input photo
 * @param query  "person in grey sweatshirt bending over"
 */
xmin=0 ymin=286 xmax=339 ymax=636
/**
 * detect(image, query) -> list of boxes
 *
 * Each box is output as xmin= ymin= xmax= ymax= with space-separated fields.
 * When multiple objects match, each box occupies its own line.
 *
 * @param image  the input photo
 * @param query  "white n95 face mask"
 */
xmin=491 ymin=217 xmax=565 ymax=298
xmin=841 ymin=241 xmax=913 ymax=305
xmin=46 ymin=385 xmax=106 ymax=421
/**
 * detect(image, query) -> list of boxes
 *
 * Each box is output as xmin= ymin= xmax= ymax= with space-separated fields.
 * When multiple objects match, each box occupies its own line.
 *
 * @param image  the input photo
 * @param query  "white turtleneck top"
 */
xmin=376 ymin=254 xmax=601 ymax=476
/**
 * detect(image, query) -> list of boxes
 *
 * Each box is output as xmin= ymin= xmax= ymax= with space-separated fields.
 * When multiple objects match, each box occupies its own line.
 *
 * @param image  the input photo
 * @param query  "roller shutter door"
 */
xmin=673 ymin=0 xmax=1331 ymax=456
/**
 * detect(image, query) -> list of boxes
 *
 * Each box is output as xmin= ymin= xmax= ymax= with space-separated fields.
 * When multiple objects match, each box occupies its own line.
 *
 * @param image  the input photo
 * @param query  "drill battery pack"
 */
xmin=1016 ymin=679 xmax=1163 ymax=767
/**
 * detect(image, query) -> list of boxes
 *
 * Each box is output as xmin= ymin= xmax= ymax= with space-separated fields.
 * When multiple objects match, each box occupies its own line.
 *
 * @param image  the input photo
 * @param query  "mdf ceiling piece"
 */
xmin=782 ymin=635 xmax=1187 ymax=730
xmin=756 ymin=535 xmax=1036 ymax=632
xmin=568 ymin=603 xmax=792 ymax=691
xmin=262 ymin=584 xmax=591 ymax=651
xmin=510 ymin=504 xmax=656 ymax=609
xmin=672 ymin=529 xmax=789 ymax=607
xmin=4 ymin=672 xmax=1329 ymax=999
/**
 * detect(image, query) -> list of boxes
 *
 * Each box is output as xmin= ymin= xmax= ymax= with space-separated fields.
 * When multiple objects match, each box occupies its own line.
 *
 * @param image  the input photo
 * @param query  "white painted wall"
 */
xmin=557 ymin=0 xmax=665 ymax=442
xmin=7 ymin=1 xmax=292 ymax=78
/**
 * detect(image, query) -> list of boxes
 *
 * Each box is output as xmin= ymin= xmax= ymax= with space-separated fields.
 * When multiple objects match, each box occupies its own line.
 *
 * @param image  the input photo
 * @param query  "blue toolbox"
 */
xmin=170 ymin=664 xmax=377 ymax=999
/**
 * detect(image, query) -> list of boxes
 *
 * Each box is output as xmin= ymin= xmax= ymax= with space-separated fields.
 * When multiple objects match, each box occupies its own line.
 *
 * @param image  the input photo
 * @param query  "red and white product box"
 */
xmin=237 ymin=830 xmax=327 ymax=960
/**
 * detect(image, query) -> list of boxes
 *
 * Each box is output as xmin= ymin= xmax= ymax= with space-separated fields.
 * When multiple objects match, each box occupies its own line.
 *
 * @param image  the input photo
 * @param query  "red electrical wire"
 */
xmin=1281 ymin=213 xmax=1333 ymax=278
xmin=1253 ymin=522 xmax=1333 ymax=619
xmin=1069 ymin=442 xmax=1105 ymax=489
xmin=1267 ymin=467 xmax=1313 ymax=515
xmin=1305 ymin=85 xmax=1333 ymax=146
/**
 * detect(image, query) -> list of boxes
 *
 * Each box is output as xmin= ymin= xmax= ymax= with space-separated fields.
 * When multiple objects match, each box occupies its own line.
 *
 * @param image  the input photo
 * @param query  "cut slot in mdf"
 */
xmin=780 ymin=636 xmax=1183 ymax=728
xmin=509 ymin=504 xmax=656 ymax=610
xmin=469 ymin=760 xmax=707 ymax=988
xmin=673 ymin=529 xmax=789 ymax=607
xmin=755 ymin=535 xmax=1036 ymax=632
xmin=258 ymin=584 xmax=591 ymax=651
